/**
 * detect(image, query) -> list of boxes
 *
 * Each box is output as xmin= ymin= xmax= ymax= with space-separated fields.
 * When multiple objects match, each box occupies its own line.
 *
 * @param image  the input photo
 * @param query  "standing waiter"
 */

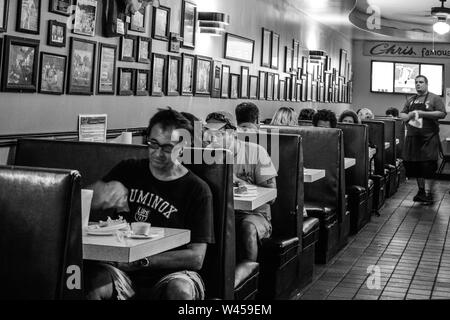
xmin=400 ymin=75 xmax=446 ymax=203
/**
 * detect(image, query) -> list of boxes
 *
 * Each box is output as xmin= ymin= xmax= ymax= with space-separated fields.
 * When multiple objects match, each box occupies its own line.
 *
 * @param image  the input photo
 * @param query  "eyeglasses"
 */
xmin=147 ymin=139 xmax=176 ymax=153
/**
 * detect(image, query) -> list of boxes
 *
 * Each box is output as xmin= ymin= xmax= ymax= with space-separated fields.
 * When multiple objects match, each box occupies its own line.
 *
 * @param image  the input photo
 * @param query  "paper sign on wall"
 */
xmin=78 ymin=114 xmax=107 ymax=142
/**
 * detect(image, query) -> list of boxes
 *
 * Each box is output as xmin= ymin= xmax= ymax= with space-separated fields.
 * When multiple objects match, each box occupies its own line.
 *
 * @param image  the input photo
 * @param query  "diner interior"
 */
xmin=1 ymin=0 xmax=450 ymax=300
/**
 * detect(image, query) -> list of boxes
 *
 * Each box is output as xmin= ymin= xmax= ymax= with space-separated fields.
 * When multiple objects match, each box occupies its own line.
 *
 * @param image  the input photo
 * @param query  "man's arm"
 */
xmin=399 ymin=112 xmax=414 ymax=123
xmin=89 ymin=180 xmax=129 ymax=211
xmin=417 ymin=110 xmax=446 ymax=120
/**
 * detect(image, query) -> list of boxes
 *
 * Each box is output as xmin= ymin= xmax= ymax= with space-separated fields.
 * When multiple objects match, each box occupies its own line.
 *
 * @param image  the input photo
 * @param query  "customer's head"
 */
xmin=312 ymin=109 xmax=337 ymax=128
xmin=339 ymin=110 xmax=360 ymax=124
xmin=298 ymin=108 xmax=316 ymax=121
xmin=204 ymin=111 xmax=237 ymax=149
xmin=357 ymin=108 xmax=374 ymax=120
xmin=270 ymin=107 xmax=298 ymax=126
xmin=235 ymin=102 xmax=259 ymax=126
xmin=385 ymin=107 xmax=399 ymax=118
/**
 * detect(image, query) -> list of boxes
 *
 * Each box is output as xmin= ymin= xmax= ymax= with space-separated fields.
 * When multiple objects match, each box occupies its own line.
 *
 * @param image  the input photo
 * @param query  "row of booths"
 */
xmin=0 ymin=116 xmax=405 ymax=300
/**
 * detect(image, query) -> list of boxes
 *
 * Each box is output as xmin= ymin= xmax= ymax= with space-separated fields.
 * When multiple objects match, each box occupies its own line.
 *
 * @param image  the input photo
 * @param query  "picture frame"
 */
xmin=167 ymin=55 xmax=181 ymax=96
xmin=39 ymin=52 xmax=66 ymax=95
xmin=151 ymin=53 xmax=166 ymax=96
xmin=229 ymin=73 xmax=240 ymax=99
xmin=16 ymin=0 xmax=41 ymax=34
xmin=117 ymin=68 xmax=135 ymax=96
xmin=194 ymin=55 xmax=212 ymax=96
xmin=135 ymin=69 xmax=149 ymax=96
xmin=339 ymin=48 xmax=347 ymax=77
xmin=319 ymin=82 xmax=325 ymax=102
xmin=306 ymin=74 xmax=312 ymax=101
xmin=285 ymin=47 xmax=293 ymax=73
xmin=300 ymin=76 xmax=307 ymax=102
xmin=266 ymin=72 xmax=273 ymax=101
xmin=271 ymin=32 xmax=279 ymax=69
xmin=1 ymin=36 xmax=40 ymax=92
xmin=291 ymin=75 xmax=297 ymax=101
xmin=285 ymin=76 xmax=291 ymax=101
xmin=129 ymin=8 xmax=146 ymax=33
xmin=169 ymin=32 xmax=181 ymax=53
xmin=261 ymin=28 xmax=271 ymax=68
xmin=211 ymin=60 xmax=222 ymax=98
xmin=47 ymin=20 xmax=66 ymax=47
xmin=137 ymin=37 xmax=151 ymax=64
xmin=120 ymin=35 xmax=137 ymax=62
xmin=0 ymin=0 xmax=10 ymax=32
xmin=296 ymin=82 xmax=302 ymax=102
xmin=97 ymin=43 xmax=117 ymax=95
xmin=67 ymin=37 xmax=96 ymax=95
xmin=220 ymin=64 xmax=230 ymax=99
xmin=240 ymin=66 xmax=249 ymax=99
xmin=181 ymin=53 xmax=195 ymax=96
xmin=49 ymin=0 xmax=72 ymax=16
xmin=293 ymin=40 xmax=300 ymax=72
xmin=152 ymin=5 xmax=170 ymax=41
xmin=273 ymin=73 xmax=279 ymax=101
xmin=302 ymin=56 xmax=308 ymax=75
xmin=224 ymin=33 xmax=255 ymax=64
xmin=279 ymin=80 xmax=285 ymax=101
xmin=180 ymin=0 xmax=196 ymax=49
xmin=73 ymin=0 xmax=97 ymax=37
xmin=259 ymin=71 xmax=266 ymax=100
xmin=249 ymin=75 xmax=258 ymax=100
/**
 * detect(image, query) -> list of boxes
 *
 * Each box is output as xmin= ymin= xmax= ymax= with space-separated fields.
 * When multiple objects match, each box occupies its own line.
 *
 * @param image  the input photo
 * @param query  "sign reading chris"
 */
xmin=363 ymin=41 xmax=450 ymax=58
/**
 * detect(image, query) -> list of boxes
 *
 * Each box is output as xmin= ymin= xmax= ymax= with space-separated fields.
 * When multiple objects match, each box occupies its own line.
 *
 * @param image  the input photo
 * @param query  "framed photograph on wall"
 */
xmin=230 ymin=73 xmax=240 ymax=99
xmin=167 ymin=55 xmax=181 ymax=96
xmin=285 ymin=47 xmax=293 ymax=73
xmin=266 ymin=73 xmax=273 ymax=101
xmin=129 ymin=8 xmax=146 ymax=33
xmin=249 ymin=75 xmax=258 ymax=100
xmin=300 ymin=75 xmax=307 ymax=101
xmin=1 ymin=36 xmax=40 ymax=92
xmin=152 ymin=5 xmax=170 ymax=41
xmin=306 ymin=74 xmax=312 ymax=101
xmin=73 ymin=0 xmax=97 ymax=37
xmin=194 ymin=55 xmax=212 ymax=96
xmin=39 ymin=52 xmax=66 ymax=95
xmin=240 ymin=66 xmax=249 ymax=99
xmin=259 ymin=71 xmax=266 ymax=100
xmin=181 ymin=53 xmax=195 ymax=96
xmin=285 ymin=76 xmax=291 ymax=101
xmin=181 ymin=0 xmax=196 ymax=49
xmin=339 ymin=48 xmax=347 ymax=77
xmin=135 ymin=69 xmax=149 ymax=96
xmin=0 ymin=0 xmax=10 ymax=32
xmin=261 ymin=28 xmax=271 ymax=67
xmin=97 ymin=43 xmax=117 ymax=95
xmin=273 ymin=73 xmax=279 ymax=101
xmin=151 ymin=53 xmax=167 ymax=96
xmin=67 ymin=37 xmax=96 ymax=95
xmin=211 ymin=60 xmax=222 ymax=98
xmin=221 ymin=64 xmax=230 ymax=99
xmin=47 ymin=20 xmax=66 ymax=47
xmin=279 ymin=80 xmax=285 ymax=101
xmin=16 ymin=0 xmax=41 ymax=34
xmin=118 ymin=68 xmax=135 ymax=96
xmin=137 ymin=37 xmax=151 ymax=63
xmin=293 ymin=39 xmax=300 ymax=71
xmin=296 ymin=82 xmax=301 ymax=102
xmin=120 ymin=35 xmax=137 ymax=62
xmin=271 ymin=32 xmax=279 ymax=69
xmin=224 ymin=33 xmax=255 ymax=64
xmin=49 ymin=0 xmax=72 ymax=16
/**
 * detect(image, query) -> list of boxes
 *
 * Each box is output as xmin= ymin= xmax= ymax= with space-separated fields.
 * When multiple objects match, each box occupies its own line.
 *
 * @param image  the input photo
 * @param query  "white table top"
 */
xmin=83 ymin=227 xmax=191 ymax=263
xmin=385 ymin=142 xmax=390 ymax=149
xmin=234 ymin=186 xmax=277 ymax=211
xmin=345 ymin=158 xmax=356 ymax=169
xmin=304 ymin=168 xmax=326 ymax=183
xmin=369 ymin=147 xmax=377 ymax=160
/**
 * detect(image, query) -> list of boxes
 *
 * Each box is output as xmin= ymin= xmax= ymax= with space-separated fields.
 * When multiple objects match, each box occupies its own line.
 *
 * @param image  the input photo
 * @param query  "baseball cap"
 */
xmin=204 ymin=111 xmax=237 ymax=130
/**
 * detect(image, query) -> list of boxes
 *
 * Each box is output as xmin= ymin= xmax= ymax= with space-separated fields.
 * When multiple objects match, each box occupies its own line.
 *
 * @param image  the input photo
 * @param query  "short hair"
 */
xmin=339 ymin=110 xmax=360 ymax=124
xmin=415 ymin=75 xmax=428 ymax=84
xmin=235 ymin=102 xmax=259 ymax=125
xmin=147 ymin=107 xmax=193 ymax=138
xmin=312 ymin=109 xmax=337 ymax=128
xmin=270 ymin=107 xmax=299 ymax=126
xmin=385 ymin=107 xmax=399 ymax=117
xmin=357 ymin=107 xmax=374 ymax=120
xmin=298 ymin=108 xmax=316 ymax=121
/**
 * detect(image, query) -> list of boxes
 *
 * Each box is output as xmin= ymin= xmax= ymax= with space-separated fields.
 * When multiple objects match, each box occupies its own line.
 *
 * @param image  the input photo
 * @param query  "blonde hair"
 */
xmin=270 ymin=107 xmax=299 ymax=126
xmin=357 ymin=108 xmax=374 ymax=120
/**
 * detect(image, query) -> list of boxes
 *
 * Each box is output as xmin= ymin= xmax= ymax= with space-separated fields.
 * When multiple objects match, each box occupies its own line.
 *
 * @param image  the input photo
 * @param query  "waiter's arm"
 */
xmin=399 ymin=112 xmax=414 ymax=122
xmin=417 ymin=110 xmax=446 ymax=120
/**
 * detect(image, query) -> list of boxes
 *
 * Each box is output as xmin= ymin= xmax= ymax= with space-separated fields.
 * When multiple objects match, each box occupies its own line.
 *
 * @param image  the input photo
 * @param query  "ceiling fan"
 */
xmin=431 ymin=0 xmax=450 ymax=34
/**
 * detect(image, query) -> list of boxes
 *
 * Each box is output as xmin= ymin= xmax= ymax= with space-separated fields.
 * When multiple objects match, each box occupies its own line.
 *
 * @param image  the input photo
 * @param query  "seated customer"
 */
xmin=204 ymin=111 xmax=277 ymax=262
xmin=85 ymin=108 xmax=214 ymax=300
xmin=235 ymin=102 xmax=260 ymax=132
xmin=298 ymin=108 xmax=316 ymax=121
xmin=357 ymin=107 xmax=375 ymax=120
xmin=386 ymin=107 xmax=399 ymax=118
xmin=339 ymin=110 xmax=361 ymax=124
xmin=312 ymin=109 xmax=337 ymax=128
xmin=270 ymin=107 xmax=298 ymax=126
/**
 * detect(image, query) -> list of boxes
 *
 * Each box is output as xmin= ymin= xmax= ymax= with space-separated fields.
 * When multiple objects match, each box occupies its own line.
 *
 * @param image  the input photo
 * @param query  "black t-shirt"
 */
xmin=102 ymin=159 xmax=214 ymax=245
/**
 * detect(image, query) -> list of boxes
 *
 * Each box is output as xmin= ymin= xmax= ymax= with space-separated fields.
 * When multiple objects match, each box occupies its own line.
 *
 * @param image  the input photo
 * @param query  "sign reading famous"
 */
xmin=364 ymin=41 xmax=450 ymax=58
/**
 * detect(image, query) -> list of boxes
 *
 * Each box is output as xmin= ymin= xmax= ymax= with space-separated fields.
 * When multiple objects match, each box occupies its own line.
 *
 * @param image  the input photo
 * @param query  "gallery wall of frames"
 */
xmin=0 ymin=0 xmax=353 ymax=137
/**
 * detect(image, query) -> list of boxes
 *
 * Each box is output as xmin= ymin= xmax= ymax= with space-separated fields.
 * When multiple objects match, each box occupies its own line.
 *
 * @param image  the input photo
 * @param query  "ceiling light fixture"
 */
xmin=431 ymin=0 xmax=450 ymax=34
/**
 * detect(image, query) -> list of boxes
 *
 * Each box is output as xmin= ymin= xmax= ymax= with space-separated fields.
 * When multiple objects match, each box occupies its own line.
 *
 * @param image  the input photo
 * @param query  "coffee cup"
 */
xmin=131 ymin=222 xmax=151 ymax=235
xmin=81 ymin=189 xmax=94 ymax=230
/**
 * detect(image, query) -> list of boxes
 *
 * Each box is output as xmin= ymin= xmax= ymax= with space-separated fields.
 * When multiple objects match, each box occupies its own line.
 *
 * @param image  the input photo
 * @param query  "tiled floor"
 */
xmin=296 ymin=180 xmax=450 ymax=300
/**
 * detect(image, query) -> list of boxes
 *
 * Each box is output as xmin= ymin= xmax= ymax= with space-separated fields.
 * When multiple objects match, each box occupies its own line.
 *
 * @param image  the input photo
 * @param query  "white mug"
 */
xmin=81 ymin=189 xmax=94 ymax=230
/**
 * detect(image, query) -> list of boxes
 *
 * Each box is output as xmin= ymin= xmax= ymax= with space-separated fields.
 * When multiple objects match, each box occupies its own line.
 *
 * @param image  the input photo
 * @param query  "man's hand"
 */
xmin=91 ymin=181 xmax=130 ymax=211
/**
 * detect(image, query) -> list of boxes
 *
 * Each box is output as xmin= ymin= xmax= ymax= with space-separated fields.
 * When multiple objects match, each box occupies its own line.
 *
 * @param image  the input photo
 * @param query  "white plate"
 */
xmin=87 ymin=222 xmax=129 ymax=233
xmin=234 ymin=193 xmax=257 ymax=198
xmin=86 ymin=230 xmax=117 ymax=236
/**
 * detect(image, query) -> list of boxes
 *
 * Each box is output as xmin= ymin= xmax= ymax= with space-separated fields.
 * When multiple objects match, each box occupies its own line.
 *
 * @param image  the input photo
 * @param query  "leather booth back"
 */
xmin=337 ymin=123 xmax=369 ymax=188
xmin=394 ymin=119 xmax=405 ymax=159
xmin=375 ymin=117 xmax=396 ymax=165
xmin=362 ymin=120 xmax=385 ymax=175
xmin=0 ymin=165 xmax=83 ymax=299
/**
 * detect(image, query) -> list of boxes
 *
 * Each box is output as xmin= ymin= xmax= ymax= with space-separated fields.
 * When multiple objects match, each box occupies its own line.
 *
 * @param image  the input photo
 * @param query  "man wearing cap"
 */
xmin=204 ymin=111 xmax=277 ymax=262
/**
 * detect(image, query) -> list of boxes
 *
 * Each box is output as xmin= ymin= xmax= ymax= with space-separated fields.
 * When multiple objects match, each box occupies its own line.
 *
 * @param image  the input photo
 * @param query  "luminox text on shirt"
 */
xmin=129 ymin=188 xmax=178 ymax=222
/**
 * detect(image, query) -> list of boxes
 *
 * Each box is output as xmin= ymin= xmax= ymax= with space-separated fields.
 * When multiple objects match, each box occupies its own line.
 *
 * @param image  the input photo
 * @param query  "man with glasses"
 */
xmin=204 ymin=111 xmax=277 ymax=263
xmin=85 ymin=108 xmax=214 ymax=300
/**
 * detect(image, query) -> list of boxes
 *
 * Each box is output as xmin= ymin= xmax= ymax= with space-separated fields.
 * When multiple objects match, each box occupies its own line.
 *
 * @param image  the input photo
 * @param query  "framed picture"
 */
xmin=249 ymin=75 xmax=258 ymax=100
xmin=97 ymin=43 xmax=117 ymax=95
xmin=279 ymin=80 xmax=285 ymax=101
xmin=16 ymin=0 xmax=41 ymax=34
xmin=273 ymin=73 xmax=279 ymax=101
xmin=117 ymin=68 xmax=135 ymax=96
xmin=169 ymin=32 xmax=181 ymax=53
xmin=339 ymin=48 xmax=347 ymax=77
xmin=319 ymin=82 xmax=325 ymax=102
xmin=135 ymin=69 xmax=149 ymax=96
xmin=211 ymin=60 xmax=222 ymax=98
xmin=300 ymin=76 xmax=306 ymax=101
xmin=293 ymin=40 xmax=300 ymax=71
xmin=47 ymin=20 xmax=66 ymax=47
xmin=240 ymin=66 xmax=249 ymax=99
xmin=266 ymin=73 xmax=273 ymax=101
xmin=230 ymin=73 xmax=239 ymax=99
xmin=0 ymin=0 xmax=10 ymax=32
xmin=271 ymin=32 xmax=279 ymax=69
xmin=120 ymin=35 xmax=137 ymax=62
xmin=129 ymin=8 xmax=146 ymax=33
xmin=137 ymin=37 xmax=151 ymax=63
xmin=167 ymin=55 xmax=181 ymax=96
xmin=152 ymin=5 xmax=170 ymax=41
xmin=195 ymin=55 xmax=212 ymax=96
xmin=181 ymin=53 xmax=195 ymax=96
xmin=39 ymin=52 xmax=66 ymax=95
xmin=49 ymin=0 xmax=72 ymax=16
xmin=67 ymin=37 xmax=96 ymax=95
xmin=1 ymin=36 xmax=40 ymax=92
xmin=261 ymin=28 xmax=271 ymax=67
xmin=306 ymin=74 xmax=312 ymax=101
xmin=302 ymin=56 xmax=308 ymax=75
xmin=285 ymin=76 xmax=291 ymax=101
xmin=291 ymin=75 xmax=297 ymax=101
xmin=285 ymin=47 xmax=293 ymax=73
xmin=73 ymin=0 xmax=97 ymax=37
xmin=259 ymin=71 xmax=266 ymax=100
xmin=151 ymin=53 xmax=166 ymax=96
xmin=296 ymin=82 xmax=301 ymax=102
xmin=224 ymin=33 xmax=255 ymax=64
xmin=181 ymin=0 xmax=196 ymax=49
xmin=221 ymin=64 xmax=230 ymax=99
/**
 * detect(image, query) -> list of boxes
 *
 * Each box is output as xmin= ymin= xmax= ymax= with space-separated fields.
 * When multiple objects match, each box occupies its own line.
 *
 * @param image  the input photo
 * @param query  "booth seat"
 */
xmin=0 ymin=165 xmax=83 ymax=299
xmin=394 ymin=118 xmax=406 ymax=186
xmin=375 ymin=117 xmax=398 ymax=197
xmin=299 ymin=217 xmax=320 ymax=289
